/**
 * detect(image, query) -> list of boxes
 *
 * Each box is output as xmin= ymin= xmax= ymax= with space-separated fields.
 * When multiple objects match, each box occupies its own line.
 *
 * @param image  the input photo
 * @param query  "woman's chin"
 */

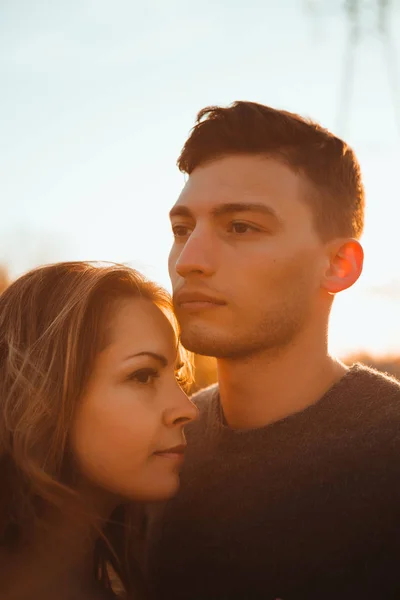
xmin=120 ymin=474 xmax=181 ymax=503
xmin=143 ymin=477 xmax=181 ymax=502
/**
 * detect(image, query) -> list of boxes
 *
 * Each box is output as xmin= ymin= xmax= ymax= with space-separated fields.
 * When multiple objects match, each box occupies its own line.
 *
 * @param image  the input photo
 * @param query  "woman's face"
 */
xmin=71 ymin=297 xmax=198 ymax=504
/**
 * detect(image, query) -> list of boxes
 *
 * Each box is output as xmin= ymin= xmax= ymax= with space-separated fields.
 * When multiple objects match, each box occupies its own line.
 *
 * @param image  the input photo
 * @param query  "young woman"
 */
xmin=0 ymin=261 xmax=198 ymax=600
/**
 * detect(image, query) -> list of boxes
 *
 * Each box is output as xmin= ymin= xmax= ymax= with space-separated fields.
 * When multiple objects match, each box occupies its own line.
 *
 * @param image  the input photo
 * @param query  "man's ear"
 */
xmin=321 ymin=238 xmax=364 ymax=294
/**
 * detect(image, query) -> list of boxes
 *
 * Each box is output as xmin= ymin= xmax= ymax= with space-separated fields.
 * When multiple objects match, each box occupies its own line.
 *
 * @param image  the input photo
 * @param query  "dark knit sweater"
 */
xmin=146 ymin=364 xmax=400 ymax=600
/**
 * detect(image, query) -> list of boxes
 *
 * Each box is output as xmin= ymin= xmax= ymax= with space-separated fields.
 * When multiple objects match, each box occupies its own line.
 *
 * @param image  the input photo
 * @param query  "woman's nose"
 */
xmin=163 ymin=386 xmax=199 ymax=427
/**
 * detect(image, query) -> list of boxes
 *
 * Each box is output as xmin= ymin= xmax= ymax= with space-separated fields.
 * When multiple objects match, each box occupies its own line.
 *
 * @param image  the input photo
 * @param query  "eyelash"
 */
xmin=128 ymin=368 xmax=160 ymax=385
xmin=228 ymin=221 xmax=260 ymax=234
xmin=172 ymin=225 xmax=191 ymax=238
xmin=172 ymin=221 xmax=260 ymax=239
xmin=127 ymin=364 xmax=186 ymax=386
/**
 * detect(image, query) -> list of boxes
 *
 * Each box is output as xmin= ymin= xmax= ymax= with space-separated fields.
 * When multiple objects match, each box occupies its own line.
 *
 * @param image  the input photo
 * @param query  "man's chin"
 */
xmin=180 ymin=338 xmax=209 ymax=355
xmin=179 ymin=329 xmax=236 ymax=358
xmin=180 ymin=330 xmax=218 ymax=356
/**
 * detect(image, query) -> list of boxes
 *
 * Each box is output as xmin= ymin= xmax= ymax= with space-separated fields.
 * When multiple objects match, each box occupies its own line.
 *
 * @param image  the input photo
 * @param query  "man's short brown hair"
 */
xmin=177 ymin=101 xmax=365 ymax=241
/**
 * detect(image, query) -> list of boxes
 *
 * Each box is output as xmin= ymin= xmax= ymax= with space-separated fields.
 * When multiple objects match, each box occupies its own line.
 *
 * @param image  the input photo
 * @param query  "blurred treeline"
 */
xmin=1 ymin=267 xmax=399 ymax=391
xmin=0 ymin=268 xmax=9 ymax=295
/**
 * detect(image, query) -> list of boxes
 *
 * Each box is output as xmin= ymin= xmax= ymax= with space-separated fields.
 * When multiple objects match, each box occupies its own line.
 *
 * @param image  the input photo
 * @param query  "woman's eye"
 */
xmin=129 ymin=368 xmax=160 ymax=385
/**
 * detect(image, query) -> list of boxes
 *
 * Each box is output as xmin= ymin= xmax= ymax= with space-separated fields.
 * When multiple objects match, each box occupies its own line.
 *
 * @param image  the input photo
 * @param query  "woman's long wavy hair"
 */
xmin=0 ymin=261 xmax=193 ymax=598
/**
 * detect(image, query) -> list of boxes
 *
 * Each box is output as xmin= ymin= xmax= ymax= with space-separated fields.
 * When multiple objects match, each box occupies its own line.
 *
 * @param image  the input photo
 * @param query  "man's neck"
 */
xmin=216 ymin=330 xmax=347 ymax=430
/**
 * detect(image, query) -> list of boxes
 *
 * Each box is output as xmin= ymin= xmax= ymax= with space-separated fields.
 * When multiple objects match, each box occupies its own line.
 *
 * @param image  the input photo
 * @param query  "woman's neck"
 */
xmin=2 ymin=508 xmax=114 ymax=600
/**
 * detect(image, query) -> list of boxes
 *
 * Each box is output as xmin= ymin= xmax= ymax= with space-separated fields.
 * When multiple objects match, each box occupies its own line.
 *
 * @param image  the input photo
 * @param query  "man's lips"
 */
xmin=174 ymin=290 xmax=226 ymax=309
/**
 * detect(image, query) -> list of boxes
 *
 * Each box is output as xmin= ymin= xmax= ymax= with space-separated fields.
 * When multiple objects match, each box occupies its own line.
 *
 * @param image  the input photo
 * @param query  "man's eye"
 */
xmin=229 ymin=222 xmax=259 ymax=234
xmin=128 ymin=368 xmax=160 ymax=385
xmin=172 ymin=225 xmax=191 ymax=238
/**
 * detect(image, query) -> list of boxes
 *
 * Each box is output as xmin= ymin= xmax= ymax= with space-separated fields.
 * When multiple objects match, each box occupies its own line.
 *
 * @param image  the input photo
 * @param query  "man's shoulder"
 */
xmin=338 ymin=363 xmax=400 ymax=432
xmin=352 ymin=362 xmax=400 ymax=385
xmin=187 ymin=383 xmax=220 ymax=433
xmin=190 ymin=383 xmax=219 ymax=406
xmin=189 ymin=364 xmax=400 ymax=401
xmin=348 ymin=362 xmax=400 ymax=401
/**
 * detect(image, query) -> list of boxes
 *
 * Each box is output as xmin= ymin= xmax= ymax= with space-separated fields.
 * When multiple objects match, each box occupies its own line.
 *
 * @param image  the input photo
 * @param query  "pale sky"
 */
xmin=1 ymin=0 xmax=400 ymax=358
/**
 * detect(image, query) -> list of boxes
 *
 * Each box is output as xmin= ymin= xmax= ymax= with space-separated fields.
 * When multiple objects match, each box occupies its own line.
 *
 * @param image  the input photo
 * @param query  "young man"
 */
xmin=146 ymin=102 xmax=400 ymax=599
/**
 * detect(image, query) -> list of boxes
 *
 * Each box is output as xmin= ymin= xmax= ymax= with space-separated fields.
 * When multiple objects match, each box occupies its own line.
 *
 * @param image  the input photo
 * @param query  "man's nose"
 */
xmin=173 ymin=229 xmax=217 ymax=278
xmin=162 ymin=385 xmax=199 ymax=427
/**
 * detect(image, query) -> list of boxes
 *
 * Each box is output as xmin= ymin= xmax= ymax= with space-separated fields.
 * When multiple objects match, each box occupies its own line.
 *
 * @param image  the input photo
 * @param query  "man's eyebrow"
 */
xmin=122 ymin=351 xmax=168 ymax=366
xmin=211 ymin=202 xmax=280 ymax=221
xmin=169 ymin=205 xmax=194 ymax=220
xmin=169 ymin=202 xmax=281 ymax=222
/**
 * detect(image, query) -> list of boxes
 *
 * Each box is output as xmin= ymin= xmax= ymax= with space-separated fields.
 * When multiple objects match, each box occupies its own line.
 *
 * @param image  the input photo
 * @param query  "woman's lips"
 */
xmin=153 ymin=444 xmax=186 ymax=461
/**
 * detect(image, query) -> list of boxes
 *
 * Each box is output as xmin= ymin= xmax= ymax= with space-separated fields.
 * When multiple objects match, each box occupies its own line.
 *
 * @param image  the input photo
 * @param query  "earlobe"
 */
xmin=322 ymin=239 xmax=364 ymax=294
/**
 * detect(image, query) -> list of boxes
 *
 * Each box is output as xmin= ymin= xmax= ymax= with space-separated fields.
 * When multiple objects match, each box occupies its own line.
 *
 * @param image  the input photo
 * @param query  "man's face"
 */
xmin=168 ymin=154 xmax=328 ymax=358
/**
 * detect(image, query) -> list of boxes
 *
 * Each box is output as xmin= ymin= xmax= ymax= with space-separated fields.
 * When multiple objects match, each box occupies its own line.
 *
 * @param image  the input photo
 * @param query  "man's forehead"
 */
xmin=176 ymin=176 xmax=246 ymax=207
xmin=180 ymin=155 xmax=302 ymax=198
xmin=183 ymin=160 xmax=264 ymax=193
xmin=172 ymin=170 xmax=268 ymax=216
xmin=169 ymin=156 xmax=316 ymax=230
xmin=170 ymin=188 xmax=258 ymax=220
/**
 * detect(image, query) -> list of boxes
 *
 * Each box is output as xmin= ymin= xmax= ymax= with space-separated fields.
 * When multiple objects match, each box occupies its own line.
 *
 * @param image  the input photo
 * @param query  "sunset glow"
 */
xmin=1 ymin=0 xmax=399 ymax=359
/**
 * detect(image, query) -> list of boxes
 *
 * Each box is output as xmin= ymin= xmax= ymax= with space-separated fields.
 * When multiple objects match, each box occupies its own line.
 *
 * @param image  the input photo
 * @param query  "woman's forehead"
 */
xmin=102 ymin=297 xmax=177 ymax=362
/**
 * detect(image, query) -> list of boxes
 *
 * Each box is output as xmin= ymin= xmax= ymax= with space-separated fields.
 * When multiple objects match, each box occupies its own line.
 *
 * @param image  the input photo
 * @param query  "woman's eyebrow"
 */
xmin=122 ymin=351 xmax=168 ymax=367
